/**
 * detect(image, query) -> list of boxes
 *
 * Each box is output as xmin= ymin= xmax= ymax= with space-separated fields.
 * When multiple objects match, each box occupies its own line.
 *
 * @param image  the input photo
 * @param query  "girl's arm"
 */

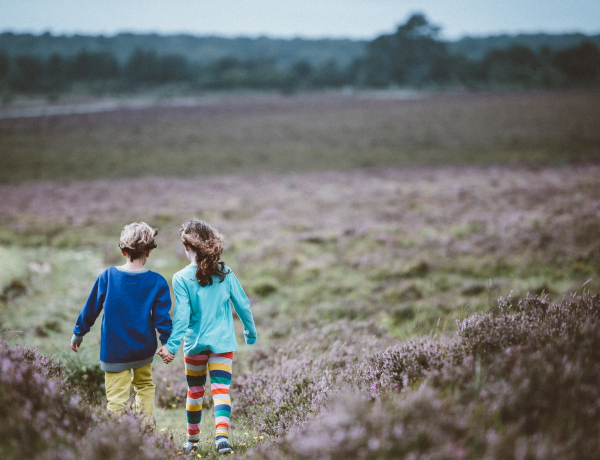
xmin=72 ymin=273 xmax=107 ymax=345
xmin=229 ymin=271 xmax=257 ymax=344
xmin=165 ymin=275 xmax=191 ymax=355
xmin=153 ymin=277 xmax=173 ymax=346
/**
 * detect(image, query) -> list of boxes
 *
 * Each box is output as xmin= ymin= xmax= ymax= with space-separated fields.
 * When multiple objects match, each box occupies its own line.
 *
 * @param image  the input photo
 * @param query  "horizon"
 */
xmin=2 ymin=28 xmax=600 ymax=43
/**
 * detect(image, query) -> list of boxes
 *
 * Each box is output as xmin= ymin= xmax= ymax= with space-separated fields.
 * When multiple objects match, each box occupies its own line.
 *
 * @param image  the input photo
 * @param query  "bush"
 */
xmin=245 ymin=292 xmax=600 ymax=459
xmin=234 ymin=320 xmax=393 ymax=436
xmin=0 ymin=344 xmax=90 ymax=458
xmin=0 ymin=342 xmax=178 ymax=460
xmin=61 ymin=352 xmax=106 ymax=404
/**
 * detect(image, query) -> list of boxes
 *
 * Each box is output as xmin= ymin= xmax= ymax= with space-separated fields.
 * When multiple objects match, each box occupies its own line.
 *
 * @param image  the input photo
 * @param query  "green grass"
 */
xmin=155 ymin=408 xmax=264 ymax=458
xmin=0 ymin=246 xmax=29 ymax=297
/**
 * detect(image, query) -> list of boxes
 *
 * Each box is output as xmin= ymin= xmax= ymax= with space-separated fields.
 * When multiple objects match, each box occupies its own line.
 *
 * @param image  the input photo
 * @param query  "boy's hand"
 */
xmin=71 ymin=342 xmax=81 ymax=353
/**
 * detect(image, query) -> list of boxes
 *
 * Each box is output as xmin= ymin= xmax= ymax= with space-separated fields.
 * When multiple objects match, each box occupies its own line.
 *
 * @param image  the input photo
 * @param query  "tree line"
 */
xmin=1 ymin=14 xmax=599 ymax=97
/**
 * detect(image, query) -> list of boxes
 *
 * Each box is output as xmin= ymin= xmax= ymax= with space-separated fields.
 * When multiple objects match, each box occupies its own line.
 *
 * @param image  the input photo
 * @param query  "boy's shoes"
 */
xmin=216 ymin=440 xmax=233 ymax=454
xmin=181 ymin=442 xmax=198 ymax=454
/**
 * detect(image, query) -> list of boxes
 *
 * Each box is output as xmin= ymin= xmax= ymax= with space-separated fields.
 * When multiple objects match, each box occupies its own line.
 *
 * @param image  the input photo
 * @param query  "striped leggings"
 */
xmin=184 ymin=351 xmax=233 ymax=443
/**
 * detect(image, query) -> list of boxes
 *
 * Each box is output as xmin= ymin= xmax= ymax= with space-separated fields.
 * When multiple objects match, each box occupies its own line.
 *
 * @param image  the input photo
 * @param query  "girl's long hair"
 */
xmin=180 ymin=219 xmax=230 ymax=286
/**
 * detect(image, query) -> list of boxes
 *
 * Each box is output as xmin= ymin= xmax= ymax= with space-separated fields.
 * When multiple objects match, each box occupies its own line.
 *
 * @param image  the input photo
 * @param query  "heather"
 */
xmin=244 ymin=292 xmax=600 ymax=459
xmin=0 ymin=342 xmax=178 ymax=460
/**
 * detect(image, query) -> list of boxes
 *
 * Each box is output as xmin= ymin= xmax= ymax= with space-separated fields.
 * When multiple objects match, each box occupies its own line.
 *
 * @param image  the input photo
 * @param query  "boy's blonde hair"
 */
xmin=119 ymin=222 xmax=158 ymax=261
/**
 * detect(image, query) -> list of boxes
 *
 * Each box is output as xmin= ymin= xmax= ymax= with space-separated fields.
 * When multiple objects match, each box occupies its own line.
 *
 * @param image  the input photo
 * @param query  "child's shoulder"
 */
xmin=150 ymin=270 xmax=169 ymax=282
xmin=172 ymin=265 xmax=196 ymax=282
xmin=107 ymin=266 xmax=169 ymax=286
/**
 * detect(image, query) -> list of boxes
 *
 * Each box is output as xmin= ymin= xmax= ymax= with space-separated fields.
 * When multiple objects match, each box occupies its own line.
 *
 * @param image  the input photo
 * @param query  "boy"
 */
xmin=70 ymin=222 xmax=172 ymax=424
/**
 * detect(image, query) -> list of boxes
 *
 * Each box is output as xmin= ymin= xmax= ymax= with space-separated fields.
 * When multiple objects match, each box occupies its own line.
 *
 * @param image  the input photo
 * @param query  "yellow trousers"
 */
xmin=105 ymin=363 xmax=155 ymax=422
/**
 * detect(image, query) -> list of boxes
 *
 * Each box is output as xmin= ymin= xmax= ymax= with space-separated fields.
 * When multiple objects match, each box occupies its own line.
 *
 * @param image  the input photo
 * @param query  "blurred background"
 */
xmin=1 ymin=2 xmax=600 ymax=107
xmin=1 ymin=2 xmax=600 ymax=459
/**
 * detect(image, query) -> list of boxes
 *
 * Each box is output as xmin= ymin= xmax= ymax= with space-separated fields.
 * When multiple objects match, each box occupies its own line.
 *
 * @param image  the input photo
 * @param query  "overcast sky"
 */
xmin=2 ymin=0 xmax=600 ymax=40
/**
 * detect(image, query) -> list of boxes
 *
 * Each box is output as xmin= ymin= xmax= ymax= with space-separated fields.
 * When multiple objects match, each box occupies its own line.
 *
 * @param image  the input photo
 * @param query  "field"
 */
xmin=1 ymin=89 xmax=600 ymax=182
xmin=1 ymin=89 xmax=600 ymax=459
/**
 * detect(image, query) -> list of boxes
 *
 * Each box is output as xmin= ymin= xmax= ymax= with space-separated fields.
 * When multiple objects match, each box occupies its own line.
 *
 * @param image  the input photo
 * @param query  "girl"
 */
xmin=160 ymin=219 xmax=257 ymax=455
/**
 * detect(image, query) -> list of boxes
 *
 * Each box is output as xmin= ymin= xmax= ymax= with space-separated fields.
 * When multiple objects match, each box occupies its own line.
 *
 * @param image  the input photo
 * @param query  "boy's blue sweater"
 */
xmin=72 ymin=267 xmax=172 ymax=372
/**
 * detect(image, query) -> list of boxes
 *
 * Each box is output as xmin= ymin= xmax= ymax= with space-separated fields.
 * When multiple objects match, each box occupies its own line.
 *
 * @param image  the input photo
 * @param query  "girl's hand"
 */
xmin=156 ymin=346 xmax=175 ymax=364
xmin=162 ymin=349 xmax=175 ymax=364
xmin=71 ymin=342 xmax=81 ymax=353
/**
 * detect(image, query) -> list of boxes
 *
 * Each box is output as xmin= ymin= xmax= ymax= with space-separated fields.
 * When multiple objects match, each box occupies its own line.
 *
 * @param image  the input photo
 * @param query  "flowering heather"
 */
xmin=1 ymin=160 xmax=599 ymax=458
xmin=234 ymin=320 xmax=394 ymax=435
xmin=0 ymin=343 xmax=89 ymax=458
xmin=0 ymin=342 xmax=178 ymax=460
xmin=244 ymin=293 xmax=600 ymax=459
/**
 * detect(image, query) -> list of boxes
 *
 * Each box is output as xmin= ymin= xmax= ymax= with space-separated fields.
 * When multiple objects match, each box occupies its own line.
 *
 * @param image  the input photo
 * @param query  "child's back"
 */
xmin=167 ymin=264 xmax=256 ymax=357
xmin=161 ymin=219 xmax=256 ymax=455
xmin=71 ymin=222 xmax=172 ymax=423
xmin=74 ymin=266 xmax=171 ymax=371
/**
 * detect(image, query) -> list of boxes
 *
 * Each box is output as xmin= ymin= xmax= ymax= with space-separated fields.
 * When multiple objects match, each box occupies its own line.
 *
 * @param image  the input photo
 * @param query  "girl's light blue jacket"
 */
xmin=165 ymin=265 xmax=257 ymax=356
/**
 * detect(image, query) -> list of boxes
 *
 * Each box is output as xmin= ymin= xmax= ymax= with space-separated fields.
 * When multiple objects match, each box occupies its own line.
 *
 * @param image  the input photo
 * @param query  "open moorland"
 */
xmin=1 ymin=89 xmax=600 ymax=182
xmin=1 ymin=90 xmax=600 ymax=459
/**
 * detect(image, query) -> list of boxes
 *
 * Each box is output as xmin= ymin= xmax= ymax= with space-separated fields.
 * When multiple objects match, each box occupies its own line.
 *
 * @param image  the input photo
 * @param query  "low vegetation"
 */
xmin=246 ymin=292 xmax=600 ymax=459
xmin=1 ymin=90 xmax=600 ymax=182
xmin=1 ymin=91 xmax=599 ymax=458
xmin=0 ymin=343 xmax=178 ymax=460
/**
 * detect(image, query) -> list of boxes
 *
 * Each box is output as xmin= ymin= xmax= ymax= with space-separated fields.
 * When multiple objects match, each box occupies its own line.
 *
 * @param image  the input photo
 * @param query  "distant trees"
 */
xmin=0 ymin=15 xmax=599 ymax=97
xmin=553 ymin=42 xmax=600 ymax=85
xmin=480 ymin=45 xmax=541 ymax=86
xmin=125 ymin=50 xmax=191 ymax=83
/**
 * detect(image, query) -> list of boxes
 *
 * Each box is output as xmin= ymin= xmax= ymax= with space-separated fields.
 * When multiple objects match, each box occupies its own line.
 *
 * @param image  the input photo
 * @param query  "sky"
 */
xmin=1 ymin=0 xmax=600 ymax=40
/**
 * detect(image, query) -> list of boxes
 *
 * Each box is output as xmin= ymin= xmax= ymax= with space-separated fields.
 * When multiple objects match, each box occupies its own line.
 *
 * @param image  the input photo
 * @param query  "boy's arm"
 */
xmin=229 ymin=271 xmax=257 ymax=345
xmin=164 ymin=275 xmax=191 ymax=356
xmin=71 ymin=274 xmax=106 ymax=346
xmin=153 ymin=278 xmax=173 ymax=346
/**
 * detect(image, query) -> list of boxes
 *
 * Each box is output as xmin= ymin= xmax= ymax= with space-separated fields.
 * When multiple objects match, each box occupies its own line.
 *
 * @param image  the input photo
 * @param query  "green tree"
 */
xmin=553 ymin=42 xmax=600 ymax=85
xmin=45 ymin=53 xmax=66 ymax=87
xmin=157 ymin=54 xmax=191 ymax=82
xmin=310 ymin=60 xmax=347 ymax=88
xmin=361 ymin=13 xmax=450 ymax=86
xmin=9 ymin=55 xmax=43 ymax=91
xmin=0 ymin=51 xmax=9 ymax=81
xmin=69 ymin=51 xmax=118 ymax=80
xmin=125 ymin=49 xmax=159 ymax=83
xmin=481 ymin=45 xmax=540 ymax=86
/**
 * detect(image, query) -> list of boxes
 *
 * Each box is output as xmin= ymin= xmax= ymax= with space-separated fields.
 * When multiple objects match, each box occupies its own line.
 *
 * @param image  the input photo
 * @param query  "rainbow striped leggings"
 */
xmin=184 ymin=351 xmax=233 ymax=444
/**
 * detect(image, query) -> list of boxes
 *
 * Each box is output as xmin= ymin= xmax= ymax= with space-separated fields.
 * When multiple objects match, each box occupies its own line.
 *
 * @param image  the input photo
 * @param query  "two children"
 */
xmin=71 ymin=219 xmax=256 ymax=455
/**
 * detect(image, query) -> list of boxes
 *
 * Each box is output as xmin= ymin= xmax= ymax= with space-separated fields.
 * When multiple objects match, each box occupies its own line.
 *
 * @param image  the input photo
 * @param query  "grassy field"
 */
xmin=1 ymin=90 xmax=600 ymax=183
xmin=1 ymin=89 xmax=600 ymax=459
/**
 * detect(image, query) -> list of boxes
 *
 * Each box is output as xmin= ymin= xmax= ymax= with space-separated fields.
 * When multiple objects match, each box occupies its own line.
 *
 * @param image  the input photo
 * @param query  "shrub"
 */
xmin=245 ymin=388 xmax=469 ymax=460
xmin=0 ymin=344 xmax=91 ymax=459
xmin=234 ymin=320 xmax=393 ymax=435
xmin=0 ymin=342 xmax=178 ymax=460
xmin=60 ymin=349 xmax=106 ymax=404
xmin=246 ymin=293 xmax=600 ymax=459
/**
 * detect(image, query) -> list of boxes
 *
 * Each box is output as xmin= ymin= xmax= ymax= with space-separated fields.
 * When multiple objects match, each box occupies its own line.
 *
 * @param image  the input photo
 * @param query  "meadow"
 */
xmin=0 ymin=89 xmax=599 ymax=459
xmin=1 ymin=89 xmax=600 ymax=182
